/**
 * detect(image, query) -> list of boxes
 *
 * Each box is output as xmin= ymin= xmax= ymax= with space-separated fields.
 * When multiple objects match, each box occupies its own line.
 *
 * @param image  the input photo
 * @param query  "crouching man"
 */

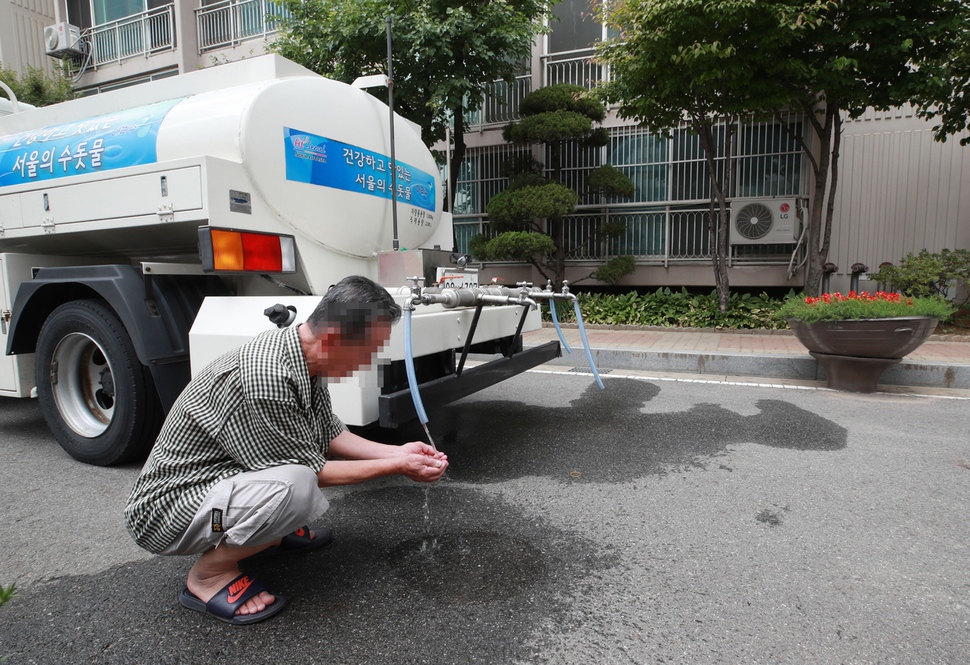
xmin=124 ymin=275 xmax=448 ymax=625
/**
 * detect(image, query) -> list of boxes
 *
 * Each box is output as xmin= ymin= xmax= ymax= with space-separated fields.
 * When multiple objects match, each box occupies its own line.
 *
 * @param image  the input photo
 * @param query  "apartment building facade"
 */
xmin=3 ymin=0 xmax=968 ymax=292
xmin=0 ymin=0 xmax=285 ymax=89
xmin=453 ymin=0 xmax=970 ymax=292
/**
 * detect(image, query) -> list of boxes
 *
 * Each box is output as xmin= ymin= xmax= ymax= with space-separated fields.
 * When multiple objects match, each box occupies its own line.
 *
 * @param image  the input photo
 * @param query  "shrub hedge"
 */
xmin=544 ymin=288 xmax=959 ymax=330
xmin=546 ymin=288 xmax=790 ymax=329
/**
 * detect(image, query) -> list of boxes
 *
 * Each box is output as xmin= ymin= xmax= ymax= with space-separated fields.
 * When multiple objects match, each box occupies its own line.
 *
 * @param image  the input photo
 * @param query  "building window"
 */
xmin=736 ymin=120 xmax=803 ymax=198
xmin=545 ymin=0 xmax=607 ymax=88
xmin=67 ymin=0 xmax=93 ymax=30
xmin=549 ymin=0 xmax=602 ymax=54
xmin=609 ymin=128 xmax=669 ymax=204
xmin=92 ymin=0 xmax=145 ymax=25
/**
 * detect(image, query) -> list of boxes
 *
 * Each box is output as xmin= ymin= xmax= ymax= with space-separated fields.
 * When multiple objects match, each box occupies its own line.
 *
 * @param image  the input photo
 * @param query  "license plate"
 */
xmin=434 ymin=267 xmax=479 ymax=288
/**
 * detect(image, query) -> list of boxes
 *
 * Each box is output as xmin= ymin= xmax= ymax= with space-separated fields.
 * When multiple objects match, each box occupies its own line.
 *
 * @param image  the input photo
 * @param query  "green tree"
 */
xmin=272 ymin=0 xmax=555 ymax=212
xmin=0 ymin=65 xmax=75 ymax=107
xmin=598 ymin=0 xmax=964 ymax=298
xmin=598 ymin=0 xmax=807 ymax=310
xmin=474 ymin=84 xmax=636 ymax=287
xmin=913 ymin=7 xmax=970 ymax=145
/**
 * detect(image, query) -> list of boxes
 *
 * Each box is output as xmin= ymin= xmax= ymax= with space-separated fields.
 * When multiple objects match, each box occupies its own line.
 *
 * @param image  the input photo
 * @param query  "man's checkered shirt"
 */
xmin=124 ymin=324 xmax=344 ymax=553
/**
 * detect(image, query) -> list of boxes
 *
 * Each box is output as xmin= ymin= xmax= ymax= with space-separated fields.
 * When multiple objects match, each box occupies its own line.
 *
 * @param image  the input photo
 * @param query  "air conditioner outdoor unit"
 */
xmin=729 ymin=198 xmax=799 ymax=245
xmin=44 ymin=23 xmax=83 ymax=59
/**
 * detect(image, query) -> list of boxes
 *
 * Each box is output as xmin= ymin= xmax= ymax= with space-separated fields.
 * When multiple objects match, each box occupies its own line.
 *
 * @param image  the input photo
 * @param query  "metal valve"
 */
xmin=264 ymin=303 xmax=297 ymax=327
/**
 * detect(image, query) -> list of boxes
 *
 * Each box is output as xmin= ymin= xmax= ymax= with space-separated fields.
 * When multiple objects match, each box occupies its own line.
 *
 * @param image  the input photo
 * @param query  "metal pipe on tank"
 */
xmin=386 ymin=16 xmax=399 ymax=251
xmin=0 ymin=81 xmax=20 ymax=114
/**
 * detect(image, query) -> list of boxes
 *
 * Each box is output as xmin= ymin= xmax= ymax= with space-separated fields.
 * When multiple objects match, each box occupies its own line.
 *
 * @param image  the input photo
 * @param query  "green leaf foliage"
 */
xmin=469 ymin=231 xmax=555 ymax=262
xmin=869 ymin=248 xmax=970 ymax=301
xmin=504 ymin=110 xmax=597 ymax=145
xmin=492 ymin=81 xmax=633 ymax=287
xmin=547 ymin=289 xmax=793 ymax=329
xmin=587 ymin=164 xmax=636 ymax=199
xmin=486 ymin=183 xmax=578 ymax=231
xmin=500 ymin=153 xmax=545 ymax=180
xmin=272 ymin=0 xmax=556 ymax=145
xmin=597 ymin=0 xmax=806 ymax=131
xmin=518 ymin=83 xmax=606 ymax=121
xmin=1 ymin=580 xmax=16 ymax=660
xmin=591 ymin=255 xmax=637 ymax=285
xmin=596 ymin=0 xmax=968 ymax=295
xmin=0 ymin=583 xmax=14 ymax=607
xmin=778 ymin=292 xmax=955 ymax=323
xmin=541 ymin=283 xmax=963 ymax=329
xmin=508 ymin=172 xmax=550 ymax=190
xmin=0 ymin=65 xmax=74 ymax=107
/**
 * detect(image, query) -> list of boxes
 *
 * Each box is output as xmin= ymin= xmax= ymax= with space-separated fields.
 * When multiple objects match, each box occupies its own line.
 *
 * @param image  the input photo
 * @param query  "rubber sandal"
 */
xmin=178 ymin=574 xmax=286 ymax=625
xmin=241 ymin=526 xmax=333 ymax=563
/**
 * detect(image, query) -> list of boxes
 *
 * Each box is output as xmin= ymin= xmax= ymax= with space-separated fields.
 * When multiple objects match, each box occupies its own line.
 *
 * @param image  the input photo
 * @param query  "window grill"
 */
xmin=451 ymin=105 xmax=807 ymax=266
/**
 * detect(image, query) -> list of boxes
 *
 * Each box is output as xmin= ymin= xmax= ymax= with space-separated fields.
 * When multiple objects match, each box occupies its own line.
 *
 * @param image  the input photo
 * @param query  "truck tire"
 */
xmin=35 ymin=300 xmax=163 ymax=466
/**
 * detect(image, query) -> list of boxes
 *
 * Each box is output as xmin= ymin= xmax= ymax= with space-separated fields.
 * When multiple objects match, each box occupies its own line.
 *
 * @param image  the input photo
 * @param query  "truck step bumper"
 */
xmin=378 ymin=341 xmax=561 ymax=428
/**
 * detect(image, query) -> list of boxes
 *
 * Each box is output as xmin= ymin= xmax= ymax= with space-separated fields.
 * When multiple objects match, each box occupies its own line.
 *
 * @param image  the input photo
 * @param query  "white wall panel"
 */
xmin=831 ymin=113 xmax=970 ymax=275
xmin=0 ymin=0 xmax=55 ymax=75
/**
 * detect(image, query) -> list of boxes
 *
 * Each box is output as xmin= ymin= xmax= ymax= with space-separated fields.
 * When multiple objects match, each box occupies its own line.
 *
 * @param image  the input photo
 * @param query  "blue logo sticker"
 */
xmin=283 ymin=127 xmax=437 ymax=213
xmin=0 ymin=98 xmax=184 ymax=188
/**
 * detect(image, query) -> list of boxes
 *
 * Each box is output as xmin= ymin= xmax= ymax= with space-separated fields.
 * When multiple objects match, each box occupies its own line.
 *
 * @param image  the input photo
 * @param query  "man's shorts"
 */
xmin=159 ymin=464 xmax=329 ymax=556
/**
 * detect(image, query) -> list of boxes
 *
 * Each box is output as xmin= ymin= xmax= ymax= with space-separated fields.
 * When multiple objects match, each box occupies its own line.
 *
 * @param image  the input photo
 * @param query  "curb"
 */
xmin=525 ymin=343 xmax=970 ymax=391
xmin=542 ymin=321 xmax=969 ymax=342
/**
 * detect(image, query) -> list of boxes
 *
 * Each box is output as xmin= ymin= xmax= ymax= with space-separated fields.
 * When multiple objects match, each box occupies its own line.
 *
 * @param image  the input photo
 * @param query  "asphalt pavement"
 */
xmin=1 ymin=334 xmax=969 ymax=664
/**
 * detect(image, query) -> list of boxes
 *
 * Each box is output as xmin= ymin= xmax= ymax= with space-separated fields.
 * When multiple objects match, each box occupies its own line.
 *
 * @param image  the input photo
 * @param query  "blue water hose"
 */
xmin=573 ymin=299 xmax=605 ymax=390
xmin=548 ymin=298 xmax=572 ymax=354
xmin=403 ymin=307 xmax=430 ymax=425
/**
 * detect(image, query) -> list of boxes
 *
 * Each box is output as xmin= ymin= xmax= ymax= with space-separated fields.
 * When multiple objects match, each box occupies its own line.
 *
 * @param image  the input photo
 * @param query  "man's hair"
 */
xmin=306 ymin=275 xmax=402 ymax=340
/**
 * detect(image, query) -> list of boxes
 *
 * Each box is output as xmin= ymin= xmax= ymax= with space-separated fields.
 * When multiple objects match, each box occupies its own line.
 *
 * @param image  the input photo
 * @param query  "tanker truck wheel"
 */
xmin=35 ymin=300 xmax=163 ymax=466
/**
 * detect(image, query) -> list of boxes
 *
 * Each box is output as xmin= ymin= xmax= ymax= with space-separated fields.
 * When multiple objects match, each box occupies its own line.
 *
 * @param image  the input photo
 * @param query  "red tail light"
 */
xmin=198 ymin=227 xmax=296 ymax=273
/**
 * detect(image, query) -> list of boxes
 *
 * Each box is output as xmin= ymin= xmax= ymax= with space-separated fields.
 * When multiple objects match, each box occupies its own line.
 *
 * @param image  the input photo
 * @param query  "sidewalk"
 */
xmin=522 ymin=324 xmax=970 ymax=394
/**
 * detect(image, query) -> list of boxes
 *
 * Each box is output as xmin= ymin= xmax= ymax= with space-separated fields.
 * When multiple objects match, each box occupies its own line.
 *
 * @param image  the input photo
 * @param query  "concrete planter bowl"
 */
xmin=787 ymin=317 xmax=938 ymax=393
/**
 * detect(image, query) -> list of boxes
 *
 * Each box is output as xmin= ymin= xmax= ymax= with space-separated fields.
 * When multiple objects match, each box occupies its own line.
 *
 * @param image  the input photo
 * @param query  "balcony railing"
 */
xmin=465 ymin=74 xmax=532 ymax=127
xmin=542 ymin=48 xmax=604 ymax=90
xmin=89 ymin=5 xmax=176 ymax=68
xmin=196 ymin=0 xmax=290 ymax=53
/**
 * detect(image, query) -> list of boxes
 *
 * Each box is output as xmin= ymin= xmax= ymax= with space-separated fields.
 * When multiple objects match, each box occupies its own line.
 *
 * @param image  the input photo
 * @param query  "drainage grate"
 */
xmin=568 ymin=367 xmax=612 ymax=374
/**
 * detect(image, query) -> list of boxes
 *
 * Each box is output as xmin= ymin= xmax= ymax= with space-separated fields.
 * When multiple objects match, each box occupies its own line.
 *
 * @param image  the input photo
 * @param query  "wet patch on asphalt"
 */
xmin=755 ymin=505 xmax=790 ymax=527
xmin=0 ymin=484 xmax=613 ymax=664
xmin=432 ymin=378 xmax=847 ymax=483
xmin=388 ymin=531 xmax=545 ymax=605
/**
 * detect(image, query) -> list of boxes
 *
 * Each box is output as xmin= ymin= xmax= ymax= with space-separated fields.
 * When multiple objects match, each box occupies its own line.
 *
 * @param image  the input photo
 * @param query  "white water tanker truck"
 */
xmin=0 ymin=55 xmax=563 ymax=466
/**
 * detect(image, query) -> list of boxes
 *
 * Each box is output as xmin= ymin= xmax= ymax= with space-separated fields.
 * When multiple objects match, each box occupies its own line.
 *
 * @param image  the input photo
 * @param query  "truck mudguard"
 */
xmin=6 ymin=264 xmax=226 ymax=410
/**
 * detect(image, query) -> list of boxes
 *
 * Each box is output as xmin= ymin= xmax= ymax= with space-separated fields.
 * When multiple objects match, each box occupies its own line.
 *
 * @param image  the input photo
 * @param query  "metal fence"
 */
xmin=89 ymin=5 xmax=176 ymax=67
xmin=451 ymin=109 xmax=807 ymax=266
xmin=455 ymin=206 xmax=708 ymax=265
xmin=196 ymin=0 xmax=290 ymax=53
xmin=454 ymin=205 xmax=793 ymax=267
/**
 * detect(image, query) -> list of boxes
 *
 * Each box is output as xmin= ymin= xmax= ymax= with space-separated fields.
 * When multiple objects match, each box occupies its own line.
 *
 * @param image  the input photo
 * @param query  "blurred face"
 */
xmin=324 ymin=320 xmax=392 ymax=379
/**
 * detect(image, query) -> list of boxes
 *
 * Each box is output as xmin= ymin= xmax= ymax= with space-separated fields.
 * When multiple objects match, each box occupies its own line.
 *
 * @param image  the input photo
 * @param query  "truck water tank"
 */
xmin=0 ymin=66 xmax=441 ymax=259
xmin=155 ymin=76 xmax=441 ymax=258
